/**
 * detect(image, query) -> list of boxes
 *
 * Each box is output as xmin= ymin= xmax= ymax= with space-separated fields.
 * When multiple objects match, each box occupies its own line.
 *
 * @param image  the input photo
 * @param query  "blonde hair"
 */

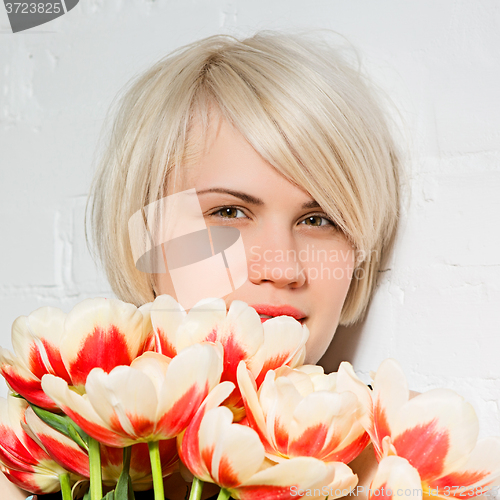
xmin=87 ymin=30 xmax=401 ymax=325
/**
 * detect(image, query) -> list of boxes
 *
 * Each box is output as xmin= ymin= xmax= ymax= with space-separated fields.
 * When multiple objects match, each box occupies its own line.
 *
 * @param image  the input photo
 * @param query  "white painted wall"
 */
xmin=1 ymin=1 xmax=499 ymax=437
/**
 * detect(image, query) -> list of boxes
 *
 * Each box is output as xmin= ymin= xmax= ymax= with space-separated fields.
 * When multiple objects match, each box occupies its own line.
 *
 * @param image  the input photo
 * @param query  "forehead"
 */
xmin=177 ymin=116 xmax=314 ymax=205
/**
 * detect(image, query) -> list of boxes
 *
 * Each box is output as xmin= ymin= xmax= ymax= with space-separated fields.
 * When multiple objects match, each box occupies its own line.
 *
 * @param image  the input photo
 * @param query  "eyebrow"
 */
xmin=196 ymin=187 xmax=322 ymax=210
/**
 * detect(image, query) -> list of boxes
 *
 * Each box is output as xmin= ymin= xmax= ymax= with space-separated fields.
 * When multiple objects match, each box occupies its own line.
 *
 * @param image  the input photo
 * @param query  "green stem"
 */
xmin=59 ymin=472 xmax=71 ymax=500
xmin=88 ymin=436 xmax=103 ymax=500
xmin=189 ymin=477 xmax=204 ymax=500
xmin=148 ymin=440 xmax=164 ymax=500
xmin=216 ymin=488 xmax=231 ymax=500
xmin=122 ymin=445 xmax=132 ymax=473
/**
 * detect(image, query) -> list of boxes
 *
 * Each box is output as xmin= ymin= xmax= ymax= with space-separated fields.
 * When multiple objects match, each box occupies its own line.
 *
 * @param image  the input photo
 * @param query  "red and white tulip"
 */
xmin=150 ymin=295 xmax=308 ymax=418
xmin=41 ymin=344 xmax=225 ymax=447
xmin=337 ymin=359 xmax=500 ymax=498
xmin=0 ymin=298 xmax=153 ymax=410
xmin=179 ymin=385 xmax=351 ymax=500
xmin=0 ymin=394 xmax=85 ymax=494
xmin=237 ymin=362 xmax=369 ymax=465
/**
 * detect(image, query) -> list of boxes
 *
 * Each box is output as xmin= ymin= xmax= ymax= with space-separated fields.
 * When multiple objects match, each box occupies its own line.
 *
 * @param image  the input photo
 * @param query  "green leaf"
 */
xmin=29 ymin=403 xmax=89 ymax=451
xmin=30 ymin=404 xmax=72 ymax=436
xmin=101 ymin=491 xmax=115 ymax=500
xmin=114 ymin=447 xmax=135 ymax=500
xmin=114 ymin=466 xmax=134 ymax=500
xmin=68 ymin=422 xmax=90 ymax=450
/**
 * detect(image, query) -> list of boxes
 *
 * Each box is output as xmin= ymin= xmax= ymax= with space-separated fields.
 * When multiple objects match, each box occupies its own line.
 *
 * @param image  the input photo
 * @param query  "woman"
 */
xmin=89 ymin=30 xmax=400 ymax=499
xmin=89 ymin=30 xmax=400 ymax=355
xmin=3 ymin=31 xmax=400 ymax=499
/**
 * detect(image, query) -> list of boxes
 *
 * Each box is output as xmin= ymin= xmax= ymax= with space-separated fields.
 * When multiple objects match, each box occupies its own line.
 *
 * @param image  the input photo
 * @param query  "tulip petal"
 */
xmin=0 ymin=397 xmax=41 ymax=469
xmin=85 ymin=366 xmax=158 ymax=440
xmin=369 ymin=456 xmax=422 ymax=500
xmin=249 ymin=317 xmax=308 ymax=386
xmin=371 ymin=359 xmax=409 ymax=453
xmin=130 ymin=351 xmax=171 ymax=395
xmin=302 ymin=367 xmax=337 ymax=393
xmin=61 ymin=298 xmax=148 ymax=386
xmin=2 ymin=466 xmax=63 ymax=494
xmin=325 ymin=422 xmax=371 ymax=464
xmin=175 ymin=298 xmax=228 ymax=350
xmin=12 ymin=307 xmax=70 ymax=382
xmin=283 ymin=365 xmax=325 ymax=396
xmin=41 ymin=374 xmax=129 ymax=447
xmin=177 ymin=300 xmax=263 ymax=380
xmin=0 ymin=348 xmax=56 ymax=410
xmin=237 ymin=362 xmax=273 ymax=452
xmin=429 ymin=437 xmax=500 ymax=494
xmin=259 ymin=372 xmax=302 ymax=455
xmin=157 ymin=343 xmax=223 ymax=438
xmin=198 ymin=406 xmax=264 ymax=487
xmin=287 ymin=391 xmax=359 ymax=460
xmin=220 ymin=301 xmax=264 ymax=378
xmin=321 ymin=462 xmax=359 ymax=495
xmin=234 ymin=457 xmax=338 ymax=500
xmin=301 ymin=462 xmax=359 ymax=499
xmin=336 ymin=362 xmax=374 ymax=434
xmin=179 ymin=381 xmax=235 ymax=480
xmin=149 ymin=295 xmax=186 ymax=357
xmin=391 ymin=389 xmax=478 ymax=481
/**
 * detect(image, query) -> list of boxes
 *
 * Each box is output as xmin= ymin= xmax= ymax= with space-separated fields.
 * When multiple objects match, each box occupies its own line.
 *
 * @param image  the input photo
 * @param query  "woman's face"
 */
xmin=157 ymin=117 xmax=355 ymax=364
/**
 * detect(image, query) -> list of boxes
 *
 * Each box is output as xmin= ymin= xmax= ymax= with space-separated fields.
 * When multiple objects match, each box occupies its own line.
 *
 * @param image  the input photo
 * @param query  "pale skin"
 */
xmin=0 ymin=115 xmax=384 ymax=498
xmin=0 ymin=473 xmax=27 ymax=499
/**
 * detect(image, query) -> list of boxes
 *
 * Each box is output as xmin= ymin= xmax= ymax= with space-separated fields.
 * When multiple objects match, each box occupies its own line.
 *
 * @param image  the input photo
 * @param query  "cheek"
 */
xmin=154 ymin=272 xmax=178 ymax=301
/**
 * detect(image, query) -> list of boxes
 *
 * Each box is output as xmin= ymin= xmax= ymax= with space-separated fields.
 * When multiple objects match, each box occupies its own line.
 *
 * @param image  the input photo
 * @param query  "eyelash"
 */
xmin=207 ymin=206 xmax=337 ymax=228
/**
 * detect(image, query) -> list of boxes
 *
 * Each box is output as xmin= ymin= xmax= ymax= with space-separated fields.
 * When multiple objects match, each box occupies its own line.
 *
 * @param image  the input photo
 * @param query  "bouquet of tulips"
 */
xmin=0 ymin=296 xmax=500 ymax=500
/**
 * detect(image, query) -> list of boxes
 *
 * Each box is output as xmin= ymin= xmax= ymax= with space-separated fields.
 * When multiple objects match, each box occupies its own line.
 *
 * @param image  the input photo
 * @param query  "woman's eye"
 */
xmin=300 ymin=215 xmax=334 ymax=227
xmin=212 ymin=207 xmax=246 ymax=219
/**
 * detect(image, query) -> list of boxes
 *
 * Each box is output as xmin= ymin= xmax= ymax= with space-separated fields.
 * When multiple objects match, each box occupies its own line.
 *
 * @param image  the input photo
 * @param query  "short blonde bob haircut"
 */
xmin=88 ymin=30 xmax=401 ymax=326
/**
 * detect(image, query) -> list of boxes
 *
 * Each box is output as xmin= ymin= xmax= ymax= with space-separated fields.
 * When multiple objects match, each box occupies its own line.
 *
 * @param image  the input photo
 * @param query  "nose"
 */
xmin=247 ymin=226 xmax=306 ymax=289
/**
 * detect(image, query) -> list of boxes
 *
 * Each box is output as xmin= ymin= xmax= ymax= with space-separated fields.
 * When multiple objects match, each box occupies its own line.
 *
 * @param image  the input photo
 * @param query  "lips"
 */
xmin=250 ymin=304 xmax=307 ymax=324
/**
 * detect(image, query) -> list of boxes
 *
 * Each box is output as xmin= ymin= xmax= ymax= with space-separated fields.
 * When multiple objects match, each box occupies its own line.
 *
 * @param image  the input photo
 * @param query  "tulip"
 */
xmin=149 ymin=295 xmax=308 ymax=418
xmin=0 ymin=394 xmax=84 ymax=495
xmin=41 ymin=343 xmax=225 ymax=448
xmin=337 ymin=359 xmax=500 ymax=499
xmin=0 ymin=298 xmax=153 ymax=410
xmin=237 ymin=362 xmax=369 ymax=465
xmin=179 ymin=386 xmax=351 ymax=500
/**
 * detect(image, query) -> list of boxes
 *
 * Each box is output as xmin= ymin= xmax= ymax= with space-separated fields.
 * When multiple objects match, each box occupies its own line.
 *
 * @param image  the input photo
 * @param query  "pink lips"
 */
xmin=250 ymin=304 xmax=307 ymax=324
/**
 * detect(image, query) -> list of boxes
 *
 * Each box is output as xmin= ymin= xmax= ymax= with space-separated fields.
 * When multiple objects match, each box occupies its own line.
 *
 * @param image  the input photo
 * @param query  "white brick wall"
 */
xmin=1 ymin=1 xmax=499 ymax=436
